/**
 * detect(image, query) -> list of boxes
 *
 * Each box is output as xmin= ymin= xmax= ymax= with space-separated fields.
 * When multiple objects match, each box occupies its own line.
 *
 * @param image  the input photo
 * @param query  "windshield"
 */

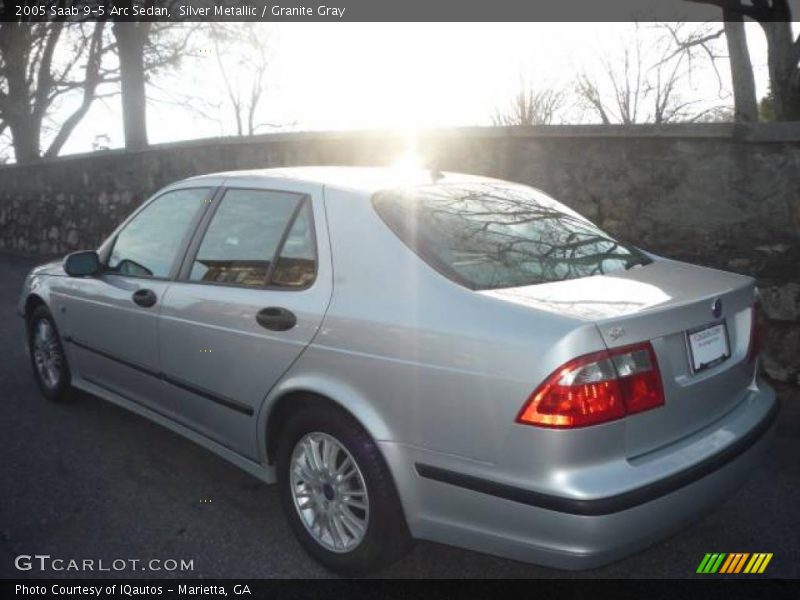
xmin=372 ymin=182 xmax=651 ymax=290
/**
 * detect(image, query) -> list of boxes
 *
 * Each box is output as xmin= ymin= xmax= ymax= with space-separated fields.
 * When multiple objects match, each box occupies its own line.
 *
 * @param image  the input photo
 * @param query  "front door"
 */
xmin=54 ymin=186 xmax=214 ymax=412
xmin=157 ymin=182 xmax=332 ymax=458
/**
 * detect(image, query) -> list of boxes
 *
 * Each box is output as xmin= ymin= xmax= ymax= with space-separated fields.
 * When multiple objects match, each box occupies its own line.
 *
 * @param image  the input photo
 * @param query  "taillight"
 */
xmin=517 ymin=342 xmax=664 ymax=428
xmin=747 ymin=302 xmax=763 ymax=363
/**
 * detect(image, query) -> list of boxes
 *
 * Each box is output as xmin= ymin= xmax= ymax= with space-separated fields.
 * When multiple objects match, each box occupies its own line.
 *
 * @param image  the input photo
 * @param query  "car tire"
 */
xmin=27 ymin=305 xmax=72 ymax=402
xmin=276 ymin=402 xmax=413 ymax=576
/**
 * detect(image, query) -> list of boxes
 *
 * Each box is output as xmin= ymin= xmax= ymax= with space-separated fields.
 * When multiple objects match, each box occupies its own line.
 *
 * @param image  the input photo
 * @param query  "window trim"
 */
xmin=176 ymin=186 xmax=319 ymax=292
xmin=101 ymin=186 xmax=218 ymax=283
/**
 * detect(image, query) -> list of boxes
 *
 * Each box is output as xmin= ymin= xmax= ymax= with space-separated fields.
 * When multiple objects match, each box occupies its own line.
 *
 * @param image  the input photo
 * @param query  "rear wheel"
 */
xmin=276 ymin=403 xmax=412 ymax=575
xmin=28 ymin=305 xmax=72 ymax=402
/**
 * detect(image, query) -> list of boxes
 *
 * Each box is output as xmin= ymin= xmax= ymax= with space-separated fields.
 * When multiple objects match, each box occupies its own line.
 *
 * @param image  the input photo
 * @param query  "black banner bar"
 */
xmin=3 ymin=0 xmax=800 ymax=23
xmin=4 ymin=579 xmax=800 ymax=600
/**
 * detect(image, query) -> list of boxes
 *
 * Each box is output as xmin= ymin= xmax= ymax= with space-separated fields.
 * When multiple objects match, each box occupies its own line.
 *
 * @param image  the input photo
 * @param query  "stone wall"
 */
xmin=0 ymin=124 xmax=798 ymax=384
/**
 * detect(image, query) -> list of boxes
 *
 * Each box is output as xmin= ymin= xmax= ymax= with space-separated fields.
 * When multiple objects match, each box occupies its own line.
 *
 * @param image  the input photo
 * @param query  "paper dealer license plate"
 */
xmin=687 ymin=321 xmax=730 ymax=373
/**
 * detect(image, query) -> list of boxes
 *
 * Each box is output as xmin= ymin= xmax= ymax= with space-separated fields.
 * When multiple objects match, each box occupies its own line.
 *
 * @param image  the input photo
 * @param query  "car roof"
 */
xmin=181 ymin=166 xmax=500 ymax=195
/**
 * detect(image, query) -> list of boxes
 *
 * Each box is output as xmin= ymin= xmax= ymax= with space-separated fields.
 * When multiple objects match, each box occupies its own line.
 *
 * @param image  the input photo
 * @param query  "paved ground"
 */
xmin=1 ymin=253 xmax=798 ymax=579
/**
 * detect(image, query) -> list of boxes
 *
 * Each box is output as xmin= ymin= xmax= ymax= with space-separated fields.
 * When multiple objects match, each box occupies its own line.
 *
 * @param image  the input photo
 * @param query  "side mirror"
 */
xmin=64 ymin=250 xmax=101 ymax=277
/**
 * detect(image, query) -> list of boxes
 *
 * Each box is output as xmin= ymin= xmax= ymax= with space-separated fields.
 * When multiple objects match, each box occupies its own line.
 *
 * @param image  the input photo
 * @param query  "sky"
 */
xmin=47 ymin=22 xmax=780 ymax=157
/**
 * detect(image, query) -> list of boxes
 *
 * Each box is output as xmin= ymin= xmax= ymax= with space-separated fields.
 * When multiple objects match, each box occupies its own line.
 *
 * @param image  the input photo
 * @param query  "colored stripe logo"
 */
xmin=696 ymin=553 xmax=773 ymax=574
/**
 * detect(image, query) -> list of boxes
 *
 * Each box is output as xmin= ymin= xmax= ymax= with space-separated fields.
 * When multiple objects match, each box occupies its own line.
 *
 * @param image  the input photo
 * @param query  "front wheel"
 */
xmin=276 ymin=404 xmax=413 ymax=575
xmin=28 ymin=305 xmax=72 ymax=402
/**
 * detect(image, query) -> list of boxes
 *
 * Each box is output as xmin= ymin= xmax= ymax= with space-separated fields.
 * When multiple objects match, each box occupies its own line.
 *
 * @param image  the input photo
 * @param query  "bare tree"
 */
xmin=0 ymin=22 xmax=116 ymax=163
xmin=687 ymin=0 xmax=800 ymax=121
xmin=576 ymin=24 xmax=728 ymax=124
xmin=210 ymin=24 xmax=277 ymax=136
xmin=112 ymin=15 xmax=195 ymax=150
xmin=693 ymin=105 xmax=736 ymax=121
xmin=662 ymin=20 xmax=757 ymax=122
xmin=492 ymin=79 xmax=566 ymax=126
xmin=576 ymin=37 xmax=649 ymax=124
xmin=575 ymin=74 xmax=612 ymax=124
xmin=113 ymin=22 xmax=150 ymax=151
xmin=723 ymin=15 xmax=759 ymax=121
xmin=0 ymin=2 xmax=193 ymax=161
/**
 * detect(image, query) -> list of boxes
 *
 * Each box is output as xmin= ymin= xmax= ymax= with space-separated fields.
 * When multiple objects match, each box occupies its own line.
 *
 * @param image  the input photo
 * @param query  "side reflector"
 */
xmin=747 ymin=303 xmax=763 ymax=364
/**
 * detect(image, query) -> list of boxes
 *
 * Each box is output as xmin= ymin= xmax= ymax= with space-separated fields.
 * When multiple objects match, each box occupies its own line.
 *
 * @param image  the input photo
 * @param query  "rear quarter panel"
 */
xmin=277 ymin=185 xmax=607 ymax=464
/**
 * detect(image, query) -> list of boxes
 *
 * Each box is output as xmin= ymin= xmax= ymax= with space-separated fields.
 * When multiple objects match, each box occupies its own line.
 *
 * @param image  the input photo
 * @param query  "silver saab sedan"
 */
xmin=18 ymin=167 xmax=777 ymax=575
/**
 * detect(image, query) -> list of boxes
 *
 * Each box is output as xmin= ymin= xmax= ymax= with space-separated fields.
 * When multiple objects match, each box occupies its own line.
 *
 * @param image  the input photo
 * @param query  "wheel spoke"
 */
xmin=327 ymin=515 xmax=344 ymax=549
xmin=338 ymin=508 xmax=366 ymax=536
xmin=319 ymin=515 xmax=332 ymax=543
xmin=296 ymin=496 xmax=313 ymax=510
xmin=39 ymin=321 xmax=52 ymax=344
xmin=339 ymin=467 xmax=357 ymax=482
xmin=309 ymin=508 xmax=320 ymax=532
xmin=331 ymin=513 xmax=350 ymax=547
xmin=333 ymin=456 xmax=353 ymax=477
xmin=343 ymin=497 xmax=367 ymax=511
xmin=308 ymin=438 xmax=324 ymax=474
xmin=321 ymin=438 xmax=336 ymax=475
xmin=293 ymin=460 xmax=317 ymax=484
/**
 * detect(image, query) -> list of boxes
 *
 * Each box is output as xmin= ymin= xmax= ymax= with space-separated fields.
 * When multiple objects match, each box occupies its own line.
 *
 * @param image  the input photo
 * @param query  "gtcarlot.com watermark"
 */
xmin=14 ymin=554 xmax=194 ymax=573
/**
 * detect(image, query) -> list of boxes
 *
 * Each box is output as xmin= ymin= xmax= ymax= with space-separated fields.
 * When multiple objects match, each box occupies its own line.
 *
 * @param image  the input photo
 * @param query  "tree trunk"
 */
xmin=686 ymin=0 xmax=800 ymax=122
xmin=44 ymin=23 xmax=106 ymax=159
xmin=759 ymin=1 xmax=800 ymax=121
xmin=1 ymin=25 xmax=42 ymax=163
xmin=7 ymin=114 xmax=40 ymax=164
xmin=723 ymin=12 xmax=758 ymax=122
xmin=113 ymin=22 xmax=150 ymax=150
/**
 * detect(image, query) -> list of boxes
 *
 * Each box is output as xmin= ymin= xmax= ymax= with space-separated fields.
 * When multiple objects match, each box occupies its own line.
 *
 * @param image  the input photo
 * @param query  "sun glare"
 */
xmin=390 ymin=150 xmax=425 ymax=173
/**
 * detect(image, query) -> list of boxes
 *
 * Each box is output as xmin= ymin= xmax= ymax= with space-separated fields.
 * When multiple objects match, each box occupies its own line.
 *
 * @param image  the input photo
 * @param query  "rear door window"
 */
xmin=188 ymin=188 xmax=316 ymax=289
xmin=372 ymin=182 xmax=650 ymax=290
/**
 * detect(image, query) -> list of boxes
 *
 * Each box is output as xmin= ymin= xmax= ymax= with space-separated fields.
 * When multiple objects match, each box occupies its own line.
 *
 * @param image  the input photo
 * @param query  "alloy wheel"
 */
xmin=32 ymin=318 xmax=62 ymax=390
xmin=289 ymin=431 xmax=370 ymax=553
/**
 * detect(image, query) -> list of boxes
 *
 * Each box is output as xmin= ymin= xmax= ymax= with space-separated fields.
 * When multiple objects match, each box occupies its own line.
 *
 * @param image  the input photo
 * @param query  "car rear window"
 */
xmin=372 ymin=182 xmax=651 ymax=290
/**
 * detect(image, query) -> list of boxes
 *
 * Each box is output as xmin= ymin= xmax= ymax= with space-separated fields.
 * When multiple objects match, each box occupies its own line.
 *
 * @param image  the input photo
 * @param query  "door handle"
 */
xmin=256 ymin=307 xmax=297 ymax=332
xmin=132 ymin=288 xmax=157 ymax=308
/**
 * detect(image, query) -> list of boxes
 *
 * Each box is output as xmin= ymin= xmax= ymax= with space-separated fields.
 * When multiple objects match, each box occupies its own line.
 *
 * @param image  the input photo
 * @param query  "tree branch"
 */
xmin=656 ymin=25 xmax=724 ymax=67
xmin=44 ymin=23 xmax=105 ymax=158
xmin=31 ymin=23 xmax=63 ymax=125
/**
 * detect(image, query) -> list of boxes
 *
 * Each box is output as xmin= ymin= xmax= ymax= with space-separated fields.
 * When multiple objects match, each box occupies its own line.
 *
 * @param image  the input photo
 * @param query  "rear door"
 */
xmin=157 ymin=180 xmax=332 ymax=458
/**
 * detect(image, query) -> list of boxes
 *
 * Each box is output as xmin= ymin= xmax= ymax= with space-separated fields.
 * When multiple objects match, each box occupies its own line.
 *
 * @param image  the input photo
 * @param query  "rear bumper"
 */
xmin=379 ymin=381 xmax=777 ymax=569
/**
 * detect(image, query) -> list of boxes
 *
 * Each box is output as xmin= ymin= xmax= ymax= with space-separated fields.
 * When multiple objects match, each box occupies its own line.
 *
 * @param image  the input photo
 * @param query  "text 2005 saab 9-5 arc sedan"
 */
xmin=18 ymin=167 xmax=777 ymax=575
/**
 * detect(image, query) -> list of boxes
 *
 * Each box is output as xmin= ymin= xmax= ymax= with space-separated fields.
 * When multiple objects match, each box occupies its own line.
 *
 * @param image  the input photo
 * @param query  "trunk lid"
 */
xmin=483 ymin=259 xmax=758 ymax=457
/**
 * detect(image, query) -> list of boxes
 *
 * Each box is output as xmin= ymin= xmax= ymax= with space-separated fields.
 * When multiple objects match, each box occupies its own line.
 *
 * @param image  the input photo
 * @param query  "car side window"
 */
xmin=270 ymin=199 xmax=317 ymax=288
xmin=107 ymin=188 xmax=211 ymax=279
xmin=188 ymin=189 xmax=316 ymax=289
